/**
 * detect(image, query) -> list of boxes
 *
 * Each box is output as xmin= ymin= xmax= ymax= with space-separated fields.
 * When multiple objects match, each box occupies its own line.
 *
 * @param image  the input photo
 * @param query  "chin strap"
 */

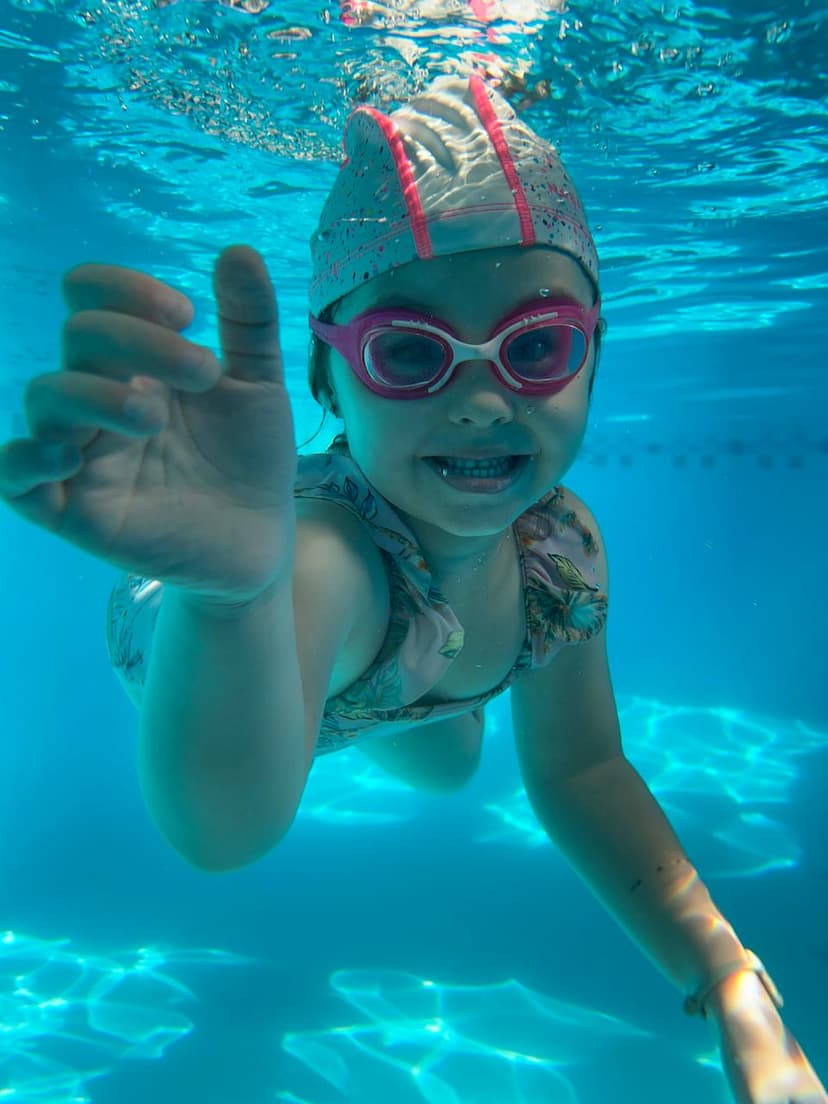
xmin=683 ymin=948 xmax=784 ymax=1019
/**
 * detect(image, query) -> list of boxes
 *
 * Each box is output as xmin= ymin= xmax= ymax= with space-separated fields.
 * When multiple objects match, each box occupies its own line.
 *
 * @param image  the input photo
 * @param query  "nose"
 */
xmin=445 ymin=357 xmax=516 ymax=424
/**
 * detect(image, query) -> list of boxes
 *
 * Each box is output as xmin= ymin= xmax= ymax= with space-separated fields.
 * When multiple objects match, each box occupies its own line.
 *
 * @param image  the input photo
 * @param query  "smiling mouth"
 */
xmin=423 ymin=454 xmax=530 ymax=484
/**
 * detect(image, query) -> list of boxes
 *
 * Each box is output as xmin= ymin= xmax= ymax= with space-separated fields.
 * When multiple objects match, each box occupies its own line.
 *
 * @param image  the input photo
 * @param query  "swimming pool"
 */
xmin=1 ymin=1 xmax=825 ymax=1101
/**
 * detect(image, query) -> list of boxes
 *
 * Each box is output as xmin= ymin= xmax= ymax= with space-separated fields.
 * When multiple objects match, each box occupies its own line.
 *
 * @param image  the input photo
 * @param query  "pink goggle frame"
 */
xmin=309 ymin=297 xmax=601 ymax=400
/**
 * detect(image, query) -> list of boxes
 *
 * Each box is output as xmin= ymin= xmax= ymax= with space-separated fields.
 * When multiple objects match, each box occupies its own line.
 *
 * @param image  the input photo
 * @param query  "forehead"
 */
xmin=338 ymin=245 xmax=595 ymax=324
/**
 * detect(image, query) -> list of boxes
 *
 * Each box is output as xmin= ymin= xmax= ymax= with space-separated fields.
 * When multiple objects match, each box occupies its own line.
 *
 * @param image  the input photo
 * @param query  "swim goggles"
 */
xmin=308 ymin=297 xmax=601 ymax=400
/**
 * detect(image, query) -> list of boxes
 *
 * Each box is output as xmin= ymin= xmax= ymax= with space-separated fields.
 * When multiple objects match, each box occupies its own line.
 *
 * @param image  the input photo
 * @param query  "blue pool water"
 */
xmin=1 ymin=1 xmax=826 ymax=1102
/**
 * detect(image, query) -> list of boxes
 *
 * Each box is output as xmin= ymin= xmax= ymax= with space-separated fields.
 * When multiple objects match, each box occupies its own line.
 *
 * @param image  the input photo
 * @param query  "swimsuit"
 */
xmin=105 ymin=443 xmax=608 ymax=757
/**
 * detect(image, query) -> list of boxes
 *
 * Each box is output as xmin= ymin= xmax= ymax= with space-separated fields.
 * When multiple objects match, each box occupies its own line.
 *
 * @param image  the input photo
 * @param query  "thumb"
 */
xmin=213 ymin=244 xmax=285 ymax=383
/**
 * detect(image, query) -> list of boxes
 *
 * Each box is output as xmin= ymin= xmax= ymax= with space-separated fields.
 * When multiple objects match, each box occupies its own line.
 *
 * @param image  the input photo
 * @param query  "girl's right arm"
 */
xmin=0 ymin=246 xmax=361 ymax=871
xmin=138 ymin=578 xmax=309 ymax=872
xmin=135 ymin=504 xmax=380 ymax=872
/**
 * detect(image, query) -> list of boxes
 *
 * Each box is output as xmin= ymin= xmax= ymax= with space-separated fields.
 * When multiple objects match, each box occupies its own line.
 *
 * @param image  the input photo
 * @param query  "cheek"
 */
xmin=531 ymin=391 xmax=590 ymax=458
xmin=542 ymin=377 xmax=590 ymax=423
xmin=339 ymin=392 xmax=416 ymax=470
xmin=329 ymin=353 xmax=355 ymax=405
xmin=332 ymin=365 xmax=383 ymax=440
xmin=339 ymin=377 xmax=420 ymax=440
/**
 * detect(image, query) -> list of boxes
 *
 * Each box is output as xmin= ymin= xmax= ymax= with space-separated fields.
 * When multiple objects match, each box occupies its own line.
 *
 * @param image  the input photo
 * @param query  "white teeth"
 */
xmin=436 ymin=456 xmax=516 ymax=479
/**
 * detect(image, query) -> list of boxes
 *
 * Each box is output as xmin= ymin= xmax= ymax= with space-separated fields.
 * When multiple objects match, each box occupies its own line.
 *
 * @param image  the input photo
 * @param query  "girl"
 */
xmin=0 ymin=75 xmax=824 ymax=1104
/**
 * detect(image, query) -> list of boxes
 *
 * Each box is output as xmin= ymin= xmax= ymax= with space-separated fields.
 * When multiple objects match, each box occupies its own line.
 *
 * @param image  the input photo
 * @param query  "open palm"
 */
xmin=1 ymin=246 xmax=298 ymax=602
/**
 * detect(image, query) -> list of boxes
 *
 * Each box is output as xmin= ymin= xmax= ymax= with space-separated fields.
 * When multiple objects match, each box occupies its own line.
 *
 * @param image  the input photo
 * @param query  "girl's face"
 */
xmin=326 ymin=245 xmax=598 ymax=572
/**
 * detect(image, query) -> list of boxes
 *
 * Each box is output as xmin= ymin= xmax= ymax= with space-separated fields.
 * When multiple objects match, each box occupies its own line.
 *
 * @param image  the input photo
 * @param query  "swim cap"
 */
xmin=309 ymin=73 xmax=598 ymax=317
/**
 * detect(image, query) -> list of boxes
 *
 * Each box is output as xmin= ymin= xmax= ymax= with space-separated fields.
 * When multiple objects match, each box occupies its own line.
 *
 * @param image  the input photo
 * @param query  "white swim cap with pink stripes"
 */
xmin=309 ymin=74 xmax=599 ymax=317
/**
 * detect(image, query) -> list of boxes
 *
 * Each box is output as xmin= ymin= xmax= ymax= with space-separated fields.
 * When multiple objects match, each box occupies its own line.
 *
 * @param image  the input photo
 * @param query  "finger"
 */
xmin=213 ymin=244 xmax=285 ymax=383
xmin=62 ymin=310 xmax=222 ymax=392
xmin=62 ymin=263 xmax=195 ymax=331
xmin=0 ymin=437 xmax=84 ymax=500
xmin=24 ymin=371 xmax=169 ymax=443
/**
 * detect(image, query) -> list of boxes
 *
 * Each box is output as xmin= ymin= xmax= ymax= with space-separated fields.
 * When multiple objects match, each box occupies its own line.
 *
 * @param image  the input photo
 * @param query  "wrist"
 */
xmin=704 ymin=970 xmax=767 ymax=1021
xmin=701 ymin=966 xmax=785 ymax=1027
xmin=169 ymin=575 xmax=290 ymax=620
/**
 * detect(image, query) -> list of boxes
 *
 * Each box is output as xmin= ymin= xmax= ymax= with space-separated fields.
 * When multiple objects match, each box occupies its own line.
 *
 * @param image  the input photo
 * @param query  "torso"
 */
xmin=413 ymin=533 xmax=526 ymax=705
xmin=320 ymin=495 xmax=527 ymax=706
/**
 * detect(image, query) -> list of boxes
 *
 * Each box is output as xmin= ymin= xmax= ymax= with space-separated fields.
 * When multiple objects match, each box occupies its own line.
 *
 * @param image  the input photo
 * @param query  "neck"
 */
xmin=400 ymin=516 xmax=516 ymax=601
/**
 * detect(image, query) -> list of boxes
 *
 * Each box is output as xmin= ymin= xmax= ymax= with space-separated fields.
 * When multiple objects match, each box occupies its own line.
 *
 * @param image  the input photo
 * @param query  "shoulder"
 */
xmin=555 ymin=484 xmax=609 ymax=597
xmin=295 ymin=496 xmax=390 ymax=608
xmin=521 ymin=485 xmax=613 ymax=622
xmin=294 ymin=496 xmax=391 ymax=695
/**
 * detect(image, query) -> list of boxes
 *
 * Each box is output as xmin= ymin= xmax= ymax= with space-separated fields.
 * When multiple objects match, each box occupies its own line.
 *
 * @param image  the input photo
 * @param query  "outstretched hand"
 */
xmin=0 ymin=245 xmax=298 ymax=603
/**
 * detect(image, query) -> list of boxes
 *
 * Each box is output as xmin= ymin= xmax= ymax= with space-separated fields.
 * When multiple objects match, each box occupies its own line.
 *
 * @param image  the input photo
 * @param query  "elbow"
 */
xmin=543 ymin=752 xmax=629 ymax=790
xmin=181 ymin=847 xmax=272 ymax=875
xmin=139 ymin=757 xmax=304 ymax=872
xmin=165 ymin=816 xmax=296 ymax=873
xmin=142 ymin=783 xmax=299 ymax=872
xmin=522 ymin=754 xmax=632 ymax=829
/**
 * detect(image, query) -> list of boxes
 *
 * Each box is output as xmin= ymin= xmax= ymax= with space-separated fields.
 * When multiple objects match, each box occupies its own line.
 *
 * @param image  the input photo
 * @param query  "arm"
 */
xmin=509 ymin=488 xmax=759 ymax=1015
xmin=512 ymin=631 xmax=751 ymax=1011
xmin=138 ymin=576 xmax=310 ymax=873
xmin=123 ymin=502 xmax=377 ymax=872
xmin=511 ymin=496 xmax=828 ymax=1102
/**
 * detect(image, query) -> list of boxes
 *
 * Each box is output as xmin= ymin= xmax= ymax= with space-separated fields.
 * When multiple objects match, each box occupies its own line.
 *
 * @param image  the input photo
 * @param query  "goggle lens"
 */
xmin=504 ymin=323 xmax=583 ymax=380
xmin=365 ymin=330 xmax=448 ymax=388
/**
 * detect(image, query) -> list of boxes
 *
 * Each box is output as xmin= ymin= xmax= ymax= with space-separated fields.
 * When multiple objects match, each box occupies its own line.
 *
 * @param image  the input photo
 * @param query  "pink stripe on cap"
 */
xmin=363 ymin=107 xmax=433 ymax=260
xmin=309 ymin=74 xmax=598 ymax=316
xmin=468 ymin=73 xmax=535 ymax=246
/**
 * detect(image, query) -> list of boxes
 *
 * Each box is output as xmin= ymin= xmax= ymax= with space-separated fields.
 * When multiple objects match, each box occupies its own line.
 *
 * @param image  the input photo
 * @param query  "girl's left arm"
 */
xmin=509 ymin=492 xmax=827 ymax=1104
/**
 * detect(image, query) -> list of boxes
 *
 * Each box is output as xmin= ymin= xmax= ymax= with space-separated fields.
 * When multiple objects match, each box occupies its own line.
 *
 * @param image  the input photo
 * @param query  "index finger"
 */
xmin=62 ymin=263 xmax=195 ymax=332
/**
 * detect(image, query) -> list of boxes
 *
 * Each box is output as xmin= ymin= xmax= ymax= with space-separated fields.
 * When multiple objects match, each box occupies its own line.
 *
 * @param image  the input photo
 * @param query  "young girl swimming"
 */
xmin=0 ymin=75 xmax=824 ymax=1104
